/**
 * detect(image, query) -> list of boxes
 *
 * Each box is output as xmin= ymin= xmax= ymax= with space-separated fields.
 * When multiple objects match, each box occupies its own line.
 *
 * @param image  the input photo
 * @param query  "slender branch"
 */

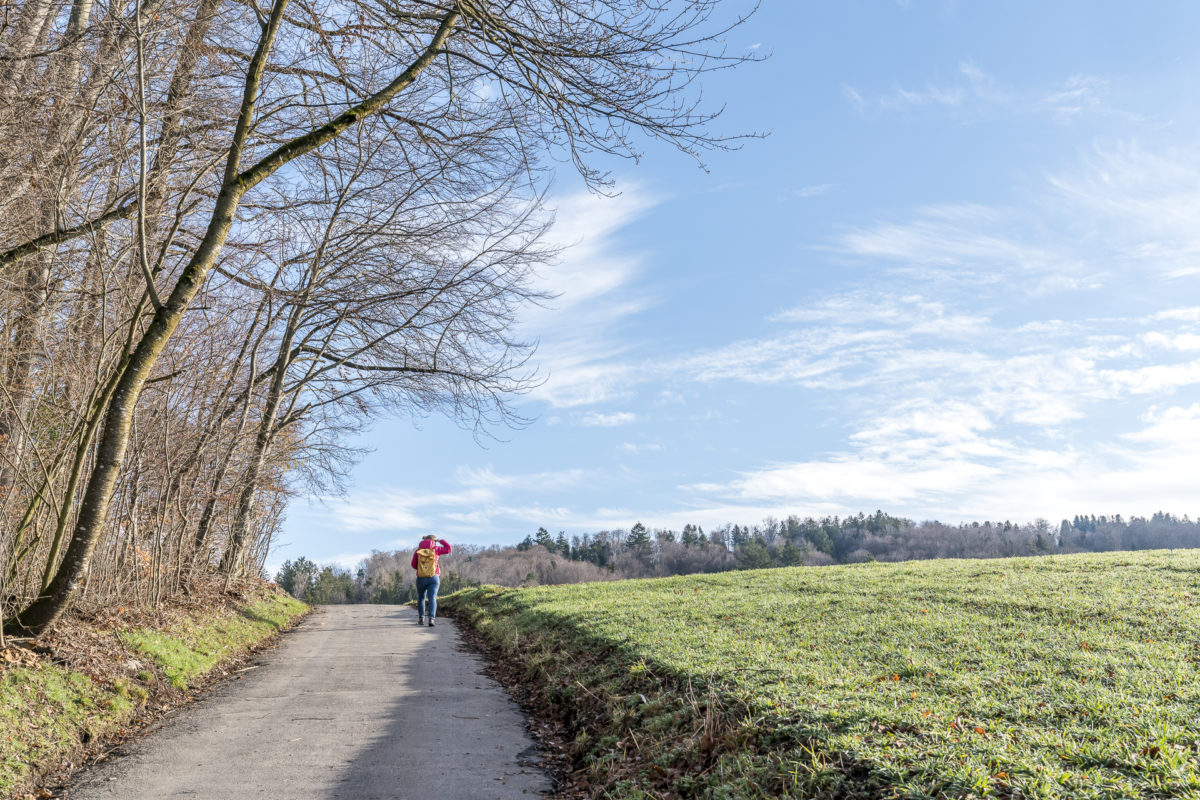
xmin=0 ymin=201 xmax=136 ymax=271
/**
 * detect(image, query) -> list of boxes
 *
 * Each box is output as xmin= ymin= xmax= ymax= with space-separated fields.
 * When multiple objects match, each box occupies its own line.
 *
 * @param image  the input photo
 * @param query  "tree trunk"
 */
xmin=0 ymin=253 xmax=51 ymax=501
xmin=6 ymin=175 xmax=251 ymax=633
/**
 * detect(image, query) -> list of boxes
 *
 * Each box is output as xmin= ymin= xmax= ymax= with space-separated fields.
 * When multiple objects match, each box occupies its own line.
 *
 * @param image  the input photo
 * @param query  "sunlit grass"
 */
xmin=0 ymin=663 xmax=127 ymax=793
xmin=449 ymin=550 xmax=1200 ymax=798
xmin=121 ymin=595 xmax=306 ymax=689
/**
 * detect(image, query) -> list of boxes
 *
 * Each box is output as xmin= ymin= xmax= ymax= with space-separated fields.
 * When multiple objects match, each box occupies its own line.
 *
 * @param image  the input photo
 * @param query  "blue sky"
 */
xmin=274 ymin=2 xmax=1200 ymax=569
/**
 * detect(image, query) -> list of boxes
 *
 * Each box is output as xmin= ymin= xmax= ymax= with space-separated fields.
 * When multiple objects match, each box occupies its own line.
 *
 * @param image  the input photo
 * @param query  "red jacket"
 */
xmin=411 ymin=539 xmax=452 ymax=576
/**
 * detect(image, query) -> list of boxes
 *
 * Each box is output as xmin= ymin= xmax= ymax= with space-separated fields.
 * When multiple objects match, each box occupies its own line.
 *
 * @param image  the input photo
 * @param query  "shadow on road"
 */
xmin=326 ymin=608 xmax=548 ymax=800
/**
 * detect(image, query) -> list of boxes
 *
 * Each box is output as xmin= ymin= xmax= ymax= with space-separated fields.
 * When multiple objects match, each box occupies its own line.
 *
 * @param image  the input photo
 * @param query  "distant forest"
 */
xmin=274 ymin=511 xmax=1200 ymax=604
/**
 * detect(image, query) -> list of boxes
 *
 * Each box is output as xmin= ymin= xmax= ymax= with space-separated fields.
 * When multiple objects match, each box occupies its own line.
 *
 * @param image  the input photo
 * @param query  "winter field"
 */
xmin=447 ymin=550 xmax=1200 ymax=799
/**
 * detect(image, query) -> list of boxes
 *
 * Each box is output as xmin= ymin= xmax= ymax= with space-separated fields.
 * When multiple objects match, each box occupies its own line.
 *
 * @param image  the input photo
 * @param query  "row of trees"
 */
xmin=523 ymin=511 xmax=1200 ymax=573
xmin=279 ymin=511 xmax=1200 ymax=600
xmin=0 ymin=0 xmax=754 ymax=633
xmin=276 ymin=545 xmax=610 ymax=603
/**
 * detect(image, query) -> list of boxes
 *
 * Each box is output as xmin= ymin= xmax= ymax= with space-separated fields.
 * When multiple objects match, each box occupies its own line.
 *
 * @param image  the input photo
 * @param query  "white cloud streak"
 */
xmin=557 ymin=144 xmax=1200 ymax=523
xmin=523 ymin=186 xmax=660 ymax=408
xmin=790 ymin=184 xmax=833 ymax=198
xmin=690 ymin=397 xmax=1200 ymax=524
xmin=1040 ymin=75 xmax=1109 ymax=122
xmin=847 ymin=63 xmax=1127 ymax=126
xmin=580 ymin=411 xmax=637 ymax=427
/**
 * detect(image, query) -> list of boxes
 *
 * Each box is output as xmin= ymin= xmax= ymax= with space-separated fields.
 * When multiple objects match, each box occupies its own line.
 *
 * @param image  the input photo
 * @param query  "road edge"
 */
xmin=1 ymin=581 xmax=309 ymax=800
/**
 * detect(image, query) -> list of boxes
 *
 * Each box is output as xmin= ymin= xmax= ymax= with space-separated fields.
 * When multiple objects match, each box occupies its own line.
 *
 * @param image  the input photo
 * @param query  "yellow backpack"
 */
xmin=416 ymin=547 xmax=438 ymax=578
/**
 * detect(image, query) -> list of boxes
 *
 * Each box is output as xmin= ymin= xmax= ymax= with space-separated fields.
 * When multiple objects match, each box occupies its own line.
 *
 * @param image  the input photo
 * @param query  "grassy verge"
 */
xmin=444 ymin=550 xmax=1200 ymax=799
xmin=120 ymin=594 xmax=306 ymax=689
xmin=0 ymin=663 xmax=131 ymax=794
xmin=0 ymin=585 xmax=307 ymax=798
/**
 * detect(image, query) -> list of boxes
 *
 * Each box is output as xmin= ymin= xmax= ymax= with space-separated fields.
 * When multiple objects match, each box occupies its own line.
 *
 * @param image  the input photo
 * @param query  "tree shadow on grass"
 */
xmin=238 ymin=607 xmax=286 ymax=631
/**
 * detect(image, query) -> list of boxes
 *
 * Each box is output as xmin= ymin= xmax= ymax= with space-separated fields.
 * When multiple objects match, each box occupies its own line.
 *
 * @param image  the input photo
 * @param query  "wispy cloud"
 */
xmin=771 ymin=293 xmax=988 ymax=334
xmin=308 ymin=487 xmax=497 ymax=534
xmin=307 ymin=493 xmax=425 ymax=533
xmin=958 ymin=60 xmax=1005 ymax=102
xmin=526 ymin=146 xmax=1200 ymax=446
xmin=523 ymin=185 xmax=660 ymax=408
xmin=842 ymin=84 xmax=865 ymax=115
xmin=688 ymin=397 xmax=1200 ymax=523
xmin=847 ymin=63 xmax=1126 ymax=124
xmin=687 ymin=291 xmax=1200 ymax=415
xmin=455 ymin=465 xmax=591 ymax=491
xmin=788 ymin=184 xmax=833 ymax=198
xmin=1043 ymin=142 xmax=1200 ymax=278
xmin=580 ymin=411 xmax=637 ymax=427
xmin=298 ymin=466 xmax=600 ymax=543
xmin=832 ymin=143 xmax=1200 ymax=287
xmin=867 ymin=62 xmax=1005 ymax=112
xmin=880 ymin=84 xmax=966 ymax=109
xmin=835 ymin=203 xmax=1072 ymax=286
xmin=1040 ymin=75 xmax=1109 ymax=122
xmin=342 ymin=147 xmax=1200 ymax=539
xmin=666 ymin=270 xmax=1200 ymax=521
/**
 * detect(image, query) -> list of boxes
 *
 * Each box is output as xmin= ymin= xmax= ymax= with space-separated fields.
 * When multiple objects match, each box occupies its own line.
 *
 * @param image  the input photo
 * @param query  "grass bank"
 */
xmin=444 ymin=550 xmax=1200 ymax=799
xmin=0 ymin=582 xmax=307 ymax=798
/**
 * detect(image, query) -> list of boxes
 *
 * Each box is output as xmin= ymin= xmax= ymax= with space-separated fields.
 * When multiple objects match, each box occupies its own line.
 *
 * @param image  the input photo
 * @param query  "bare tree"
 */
xmin=3 ymin=0 xmax=758 ymax=634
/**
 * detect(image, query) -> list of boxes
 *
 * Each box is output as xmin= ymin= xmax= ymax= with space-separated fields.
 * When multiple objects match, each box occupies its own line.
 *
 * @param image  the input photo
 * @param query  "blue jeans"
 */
xmin=416 ymin=576 xmax=440 ymax=619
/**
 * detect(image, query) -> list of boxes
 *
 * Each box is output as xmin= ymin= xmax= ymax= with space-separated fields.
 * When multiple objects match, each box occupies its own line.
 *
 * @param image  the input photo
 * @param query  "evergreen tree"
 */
xmin=590 ymin=536 xmax=612 ymax=567
xmin=627 ymin=522 xmax=652 ymax=552
xmin=731 ymin=525 xmax=749 ymax=547
xmin=804 ymin=525 xmax=834 ymax=556
xmin=275 ymin=557 xmax=318 ymax=599
xmin=735 ymin=539 xmax=773 ymax=570
xmin=681 ymin=524 xmax=698 ymax=547
xmin=779 ymin=540 xmax=805 ymax=567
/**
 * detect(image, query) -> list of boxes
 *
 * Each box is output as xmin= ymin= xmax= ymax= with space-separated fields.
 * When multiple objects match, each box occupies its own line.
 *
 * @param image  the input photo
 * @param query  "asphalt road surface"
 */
xmin=63 ymin=605 xmax=550 ymax=799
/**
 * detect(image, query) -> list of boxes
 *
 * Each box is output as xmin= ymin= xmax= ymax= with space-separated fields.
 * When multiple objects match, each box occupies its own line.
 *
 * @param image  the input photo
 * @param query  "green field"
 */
xmin=445 ymin=550 xmax=1200 ymax=799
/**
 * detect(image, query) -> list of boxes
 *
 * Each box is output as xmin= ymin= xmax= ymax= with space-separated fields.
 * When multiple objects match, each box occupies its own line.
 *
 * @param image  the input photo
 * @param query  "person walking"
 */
xmin=411 ymin=534 xmax=452 ymax=626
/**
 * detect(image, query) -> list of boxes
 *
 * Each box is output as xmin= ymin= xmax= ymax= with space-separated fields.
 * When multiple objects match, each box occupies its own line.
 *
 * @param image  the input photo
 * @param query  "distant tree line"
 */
xmin=276 ymin=510 xmax=1200 ymax=602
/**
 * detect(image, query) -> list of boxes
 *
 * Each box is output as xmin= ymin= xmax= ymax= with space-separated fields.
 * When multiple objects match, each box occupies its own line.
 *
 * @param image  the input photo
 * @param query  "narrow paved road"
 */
xmin=64 ymin=606 xmax=550 ymax=799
